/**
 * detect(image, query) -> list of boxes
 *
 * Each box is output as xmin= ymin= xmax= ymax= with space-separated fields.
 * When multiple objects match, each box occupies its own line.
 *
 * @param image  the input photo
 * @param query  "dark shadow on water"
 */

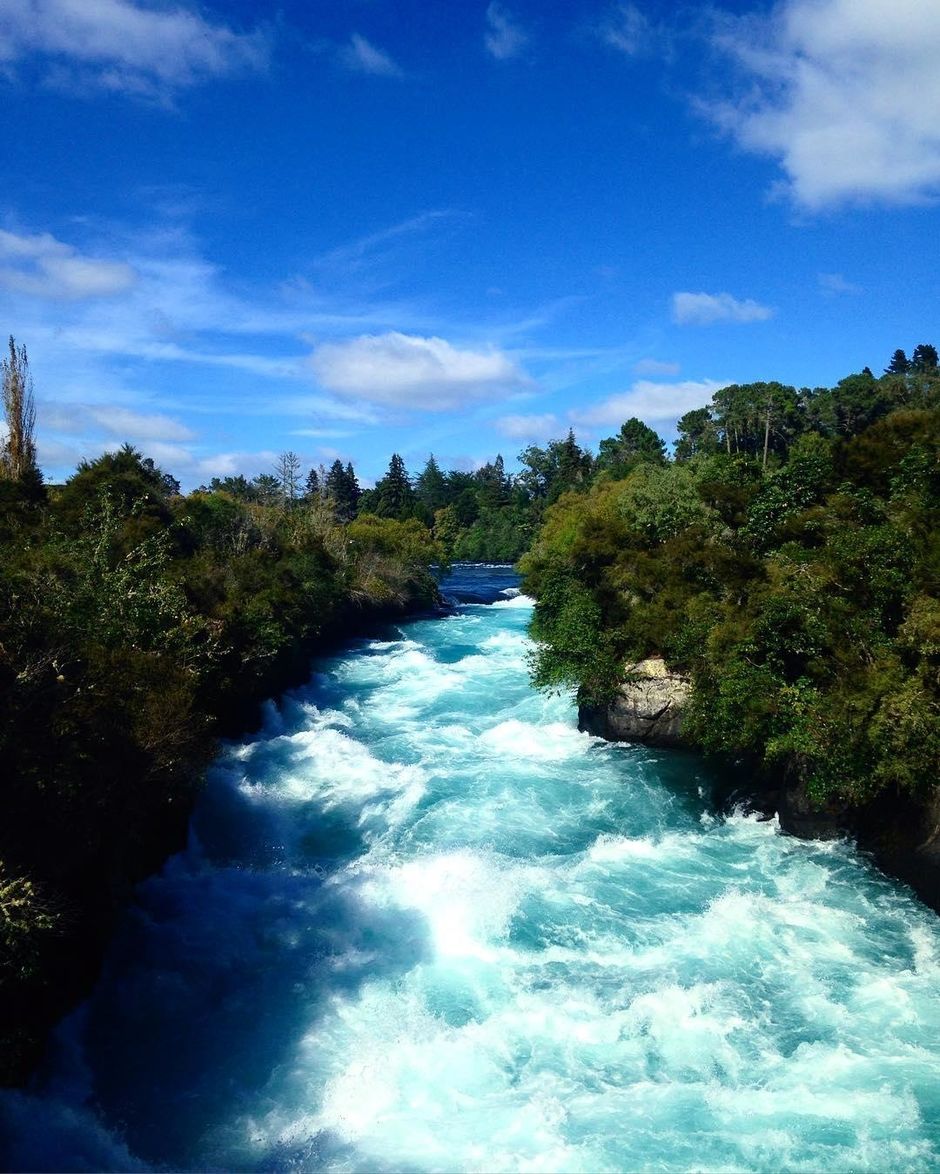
xmin=16 ymin=725 xmax=437 ymax=1174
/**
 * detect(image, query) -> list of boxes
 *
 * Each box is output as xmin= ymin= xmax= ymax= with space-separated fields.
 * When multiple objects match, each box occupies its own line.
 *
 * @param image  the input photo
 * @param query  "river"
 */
xmin=2 ymin=565 xmax=939 ymax=1171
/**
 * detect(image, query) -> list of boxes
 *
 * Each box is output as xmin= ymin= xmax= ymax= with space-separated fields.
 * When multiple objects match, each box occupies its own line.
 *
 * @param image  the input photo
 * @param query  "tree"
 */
xmin=1 ymin=337 xmax=38 ymax=483
xmin=415 ymin=454 xmax=449 ymax=514
xmin=324 ymin=459 xmax=361 ymax=521
xmin=711 ymin=382 xmax=799 ymax=465
xmin=475 ymin=454 xmax=511 ymax=508
xmin=885 ymin=349 xmax=910 ymax=375
xmin=251 ymin=473 xmax=281 ymax=506
xmin=910 ymin=343 xmax=938 ymax=374
xmin=674 ymin=407 xmax=719 ymax=461
xmin=274 ymin=451 xmax=302 ymax=506
xmin=518 ymin=433 xmax=592 ymax=503
xmin=369 ymin=454 xmax=415 ymax=519
xmin=205 ymin=474 xmax=253 ymax=500
xmin=596 ymin=418 xmax=666 ymax=477
xmin=304 ymin=467 xmax=320 ymax=500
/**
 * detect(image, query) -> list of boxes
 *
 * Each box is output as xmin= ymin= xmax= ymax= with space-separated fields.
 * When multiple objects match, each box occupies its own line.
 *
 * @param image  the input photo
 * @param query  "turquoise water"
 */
xmin=3 ymin=566 xmax=940 ymax=1172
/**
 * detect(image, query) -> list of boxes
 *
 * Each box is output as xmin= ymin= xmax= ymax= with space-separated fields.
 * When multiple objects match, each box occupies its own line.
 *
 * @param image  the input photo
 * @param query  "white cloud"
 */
xmin=671 ymin=291 xmax=774 ymax=326
xmin=634 ymin=357 xmax=680 ymax=376
xmin=339 ymin=33 xmax=402 ymax=77
xmin=484 ymin=3 xmax=528 ymax=61
xmin=704 ymin=0 xmax=940 ymax=208
xmin=309 ymin=332 xmax=531 ymax=410
xmin=571 ymin=378 xmax=728 ymax=428
xmin=38 ymin=400 xmax=192 ymax=444
xmin=90 ymin=406 xmax=193 ymax=441
xmin=596 ymin=3 xmax=656 ymax=57
xmin=495 ymin=413 xmax=559 ymax=440
xmin=0 ymin=0 xmax=268 ymax=100
xmin=818 ymin=271 xmax=861 ymax=296
xmin=0 ymin=229 xmax=136 ymax=299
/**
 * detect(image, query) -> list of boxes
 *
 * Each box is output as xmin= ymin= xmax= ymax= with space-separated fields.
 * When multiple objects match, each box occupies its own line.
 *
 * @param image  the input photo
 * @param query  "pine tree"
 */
xmin=415 ymin=454 xmax=448 ymax=513
xmin=325 ymin=459 xmax=361 ymax=521
xmin=372 ymin=453 xmax=415 ymax=519
xmin=910 ymin=343 xmax=938 ymax=373
xmin=597 ymin=418 xmax=666 ymax=476
xmin=885 ymin=348 xmax=910 ymax=375
xmin=304 ymin=467 xmax=320 ymax=500
xmin=343 ymin=462 xmax=361 ymax=516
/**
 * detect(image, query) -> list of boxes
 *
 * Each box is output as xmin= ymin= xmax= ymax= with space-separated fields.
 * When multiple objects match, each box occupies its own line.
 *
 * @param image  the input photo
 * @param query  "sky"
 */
xmin=1 ymin=0 xmax=939 ymax=489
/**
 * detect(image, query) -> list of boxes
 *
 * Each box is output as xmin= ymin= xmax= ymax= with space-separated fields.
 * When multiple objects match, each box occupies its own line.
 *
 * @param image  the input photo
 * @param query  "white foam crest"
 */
xmin=232 ymin=725 xmax=426 ymax=838
xmin=583 ymin=830 xmax=693 ymax=865
xmin=479 ymin=718 xmax=588 ymax=761
xmin=489 ymin=592 xmax=535 ymax=609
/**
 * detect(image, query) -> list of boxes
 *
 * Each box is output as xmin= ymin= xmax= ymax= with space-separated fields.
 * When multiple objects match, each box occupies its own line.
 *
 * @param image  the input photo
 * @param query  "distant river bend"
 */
xmin=2 ymin=565 xmax=939 ymax=1172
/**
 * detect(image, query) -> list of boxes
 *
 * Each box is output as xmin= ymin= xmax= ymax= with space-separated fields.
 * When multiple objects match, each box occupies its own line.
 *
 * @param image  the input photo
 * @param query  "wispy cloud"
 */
xmin=0 ymin=0 xmax=269 ymax=101
xmin=339 ymin=33 xmax=403 ymax=78
xmin=818 ymin=271 xmax=862 ymax=296
xmin=495 ymin=413 xmax=559 ymax=440
xmin=571 ymin=378 xmax=728 ymax=429
xmin=634 ymin=357 xmax=680 ymax=376
xmin=484 ymin=3 xmax=529 ymax=61
xmin=310 ymin=332 xmax=532 ymax=411
xmin=595 ymin=3 xmax=658 ymax=57
xmin=0 ymin=229 xmax=136 ymax=299
xmin=700 ymin=0 xmax=940 ymax=208
xmin=312 ymin=210 xmax=466 ymax=275
xmin=671 ymin=291 xmax=774 ymax=326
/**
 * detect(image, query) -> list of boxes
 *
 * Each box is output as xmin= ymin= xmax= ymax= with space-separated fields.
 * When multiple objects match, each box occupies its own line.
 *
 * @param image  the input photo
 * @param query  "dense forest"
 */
xmin=520 ymin=346 xmax=940 ymax=824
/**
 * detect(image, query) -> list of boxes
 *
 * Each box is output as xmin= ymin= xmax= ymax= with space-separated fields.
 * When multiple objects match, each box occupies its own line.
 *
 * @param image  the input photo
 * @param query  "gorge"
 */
xmin=2 ymin=566 xmax=939 ymax=1172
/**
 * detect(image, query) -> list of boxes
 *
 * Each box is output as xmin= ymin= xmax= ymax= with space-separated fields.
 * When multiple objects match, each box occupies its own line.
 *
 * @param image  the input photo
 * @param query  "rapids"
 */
xmin=2 ymin=565 xmax=939 ymax=1172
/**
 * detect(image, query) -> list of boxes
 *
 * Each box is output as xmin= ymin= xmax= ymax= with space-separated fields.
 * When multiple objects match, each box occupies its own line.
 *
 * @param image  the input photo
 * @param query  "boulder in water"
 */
xmin=579 ymin=657 xmax=690 ymax=748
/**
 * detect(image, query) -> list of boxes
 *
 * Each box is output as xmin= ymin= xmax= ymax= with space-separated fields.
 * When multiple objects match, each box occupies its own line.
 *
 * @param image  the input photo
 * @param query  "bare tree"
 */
xmin=274 ymin=450 xmax=302 ymax=506
xmin=1 ymin=337 xmax=37 ymax=481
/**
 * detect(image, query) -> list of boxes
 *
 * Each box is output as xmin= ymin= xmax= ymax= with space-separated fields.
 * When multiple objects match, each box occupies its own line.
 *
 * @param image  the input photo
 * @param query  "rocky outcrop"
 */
xmin=578 ymin=658 xmax=690 ymax=748
xmin=579 ymin=657 xmax=940 ymax=915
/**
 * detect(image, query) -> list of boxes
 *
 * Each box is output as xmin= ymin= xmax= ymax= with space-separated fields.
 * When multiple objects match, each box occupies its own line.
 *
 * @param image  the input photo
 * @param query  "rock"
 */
xmin=777 ymin=772 xmax=850 ymax=840
xmin=578 ymin=657 xmax=690 ymax=748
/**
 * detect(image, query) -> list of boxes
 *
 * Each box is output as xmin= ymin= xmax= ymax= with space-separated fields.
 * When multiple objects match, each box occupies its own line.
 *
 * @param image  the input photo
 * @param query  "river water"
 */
xmin=2 ymin=565 xmax=940 ymax=1172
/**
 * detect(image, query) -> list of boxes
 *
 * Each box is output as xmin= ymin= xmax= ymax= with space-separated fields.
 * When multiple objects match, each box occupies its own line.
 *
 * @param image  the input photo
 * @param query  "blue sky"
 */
xmin=1 ymin=0 xmax=938 ymax=488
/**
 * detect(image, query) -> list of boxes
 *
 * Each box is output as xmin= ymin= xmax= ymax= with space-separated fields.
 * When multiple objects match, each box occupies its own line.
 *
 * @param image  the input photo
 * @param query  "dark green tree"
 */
xmin=324 ymin=459 xmax=361 ymax=521
xmin=596 ymin=418 xmax=666 ymax=477
xmin=475 ymin=454 xmax=511 ymax=508
xmin=368 ymin=454 xmax=415 ymax=519
xmin=415 ymin=455 xmax=449 ymax=514
xmin=674 ymin=407 xmax=719 ymax=461
xmin=911 ymin=343 xmax=938 ymax=373
xmin=885 ymin=349 xmax=910 ymax=375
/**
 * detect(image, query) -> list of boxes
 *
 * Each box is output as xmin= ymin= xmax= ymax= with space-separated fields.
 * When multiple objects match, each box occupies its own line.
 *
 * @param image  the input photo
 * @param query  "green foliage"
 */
xmin=596 ymin=418 xmax=666 ymax=479
xmin=522 ymin=354 xmax=940 ymax=816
